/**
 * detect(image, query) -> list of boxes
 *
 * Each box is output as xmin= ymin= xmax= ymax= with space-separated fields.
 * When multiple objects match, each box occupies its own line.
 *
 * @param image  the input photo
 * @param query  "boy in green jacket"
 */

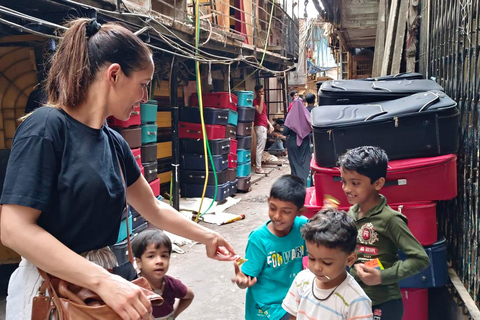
xmin=337 ymin=146 xmax=429 ymax=320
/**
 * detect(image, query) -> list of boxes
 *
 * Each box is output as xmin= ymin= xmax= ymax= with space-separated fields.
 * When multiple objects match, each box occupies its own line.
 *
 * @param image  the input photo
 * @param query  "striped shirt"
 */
xmin=282 ymin=270 xmax=373 ymax=320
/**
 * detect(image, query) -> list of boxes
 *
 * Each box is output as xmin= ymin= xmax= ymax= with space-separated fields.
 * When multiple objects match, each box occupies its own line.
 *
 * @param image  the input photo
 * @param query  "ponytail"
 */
xmin=46 ymin=18 xmax=151 ymax=108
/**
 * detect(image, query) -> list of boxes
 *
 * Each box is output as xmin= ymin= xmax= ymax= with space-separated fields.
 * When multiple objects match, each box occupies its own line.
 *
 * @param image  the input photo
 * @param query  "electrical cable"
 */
xmin=0 ymin=5 xmax=68 ymax=31
xmin=194 ymin=0 xmax=218 ymax=222
xmin=0 ymin=2 xmax=294 ymax=76
xmin=0 ymin=17 xmax=61 ymax=39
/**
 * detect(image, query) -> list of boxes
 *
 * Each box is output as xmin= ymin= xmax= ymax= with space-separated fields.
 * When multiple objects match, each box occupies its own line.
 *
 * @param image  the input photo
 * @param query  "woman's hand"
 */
xmin=96 ymin=273 xmax=153 ymax=320
xmin=204 ymin=231 xmax=236 ymax=261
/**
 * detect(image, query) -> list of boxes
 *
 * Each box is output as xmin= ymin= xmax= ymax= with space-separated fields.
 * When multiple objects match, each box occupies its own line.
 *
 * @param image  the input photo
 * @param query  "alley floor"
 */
xmin=0 ymin=163 xmax=290 ymax=319
xmin=167 ymin=164 xmax=289 ymax=320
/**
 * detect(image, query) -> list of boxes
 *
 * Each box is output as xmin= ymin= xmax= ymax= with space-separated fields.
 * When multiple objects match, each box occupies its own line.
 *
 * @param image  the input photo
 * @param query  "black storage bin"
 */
xmin=141 ymin=143 xmax=157 ymax=163
xmin=157 ymin=127 xmax=172 ymax=142
xmin=226 ymin=125 xmax=237 ymax=139
xmin=132 ymin=215 xmax=147 ymax=230
xmin=179 ymin=107 xmax=229 ymax=125
xmin=318 ymin=79 xmax=444 ymax=105
xmin=181 ymin=181 xmax=231 ymax=201
xmin=180 ymin=153 xmax=229 ymax=171
xmin=236 ymin=135 xmax=252 ymax=149
xmin=237 ymin=175 xmax=251 ymax=191
xmin=237 ymin=106 xmax=255 ymax=123
xmin=236 ymin=122 xmax=252 ymax=136
xmin=180 ymin=138 xmax=230 ymax=155
xmin=157 ymin=157 xmax=172 ymax=173
xmin=180 ymin=169 xmax=229 ymax=185
xmin=312 ymin=91 xmax=459 ymax=167
xmin=142 ymin=161 xmax=158 ymax=182
xmin=229 ymin=179 xmax=238 ymax=195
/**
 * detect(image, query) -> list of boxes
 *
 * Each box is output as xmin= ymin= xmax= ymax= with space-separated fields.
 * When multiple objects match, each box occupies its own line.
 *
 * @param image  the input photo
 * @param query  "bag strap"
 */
xmin=117 ymin=159 xmax=134 ymax=265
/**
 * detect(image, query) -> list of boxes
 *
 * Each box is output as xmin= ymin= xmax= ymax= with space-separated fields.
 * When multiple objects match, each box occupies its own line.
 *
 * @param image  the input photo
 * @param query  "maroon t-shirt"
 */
xmin=253 ymin=98 xmax=268 ymax=128
xmin=152 ymin=275 xmax=188 ymax=318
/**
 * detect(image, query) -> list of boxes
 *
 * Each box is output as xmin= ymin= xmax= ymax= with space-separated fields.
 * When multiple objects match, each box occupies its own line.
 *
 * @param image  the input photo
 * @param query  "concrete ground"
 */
xmin=168 ymin=164 xmax=289 ymax=320
xmin=0 ymin=162 xmax=290 ymax=320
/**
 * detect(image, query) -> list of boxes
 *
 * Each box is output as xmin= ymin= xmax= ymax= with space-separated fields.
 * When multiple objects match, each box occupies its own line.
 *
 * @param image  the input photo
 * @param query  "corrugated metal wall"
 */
xmin=419 ymin=0 xmax=480 ymax=305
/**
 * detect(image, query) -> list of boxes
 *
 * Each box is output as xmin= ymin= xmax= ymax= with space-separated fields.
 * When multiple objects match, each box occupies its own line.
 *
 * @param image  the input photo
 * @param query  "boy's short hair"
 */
xmin=305 ymin=93 xmax=316 ymax=104
xmin=289 ymin=90 xmax=298 ymax=98
xmin=337 ymin=146 xmax=388 ymax=183
xmin=270 ymin=174 xmax=306 ymax=210
xmin=254 ymin=84 xmax=263 ymax=92
xmin=132 ymin=229 xmax=172 ymax=258
xmin=301 ymin=209 xmax=357 ymax=253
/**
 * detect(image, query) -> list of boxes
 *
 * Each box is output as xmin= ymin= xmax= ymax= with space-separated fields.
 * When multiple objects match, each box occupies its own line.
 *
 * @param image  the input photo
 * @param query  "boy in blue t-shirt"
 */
xmin=232 ymin=175 xmax=308 ymax=320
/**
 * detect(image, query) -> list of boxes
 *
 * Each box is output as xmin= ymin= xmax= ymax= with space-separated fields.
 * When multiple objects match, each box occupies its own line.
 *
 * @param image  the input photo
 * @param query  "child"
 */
xmin=232 ymin=175 xmax=308 ymax=320
xmin=338 ymin=146 xmax=429 ymax=320
xmin=282 ymin=209 xmax=373 ymax=320
xmin=132 ymin=229 xmax=194 ymax=320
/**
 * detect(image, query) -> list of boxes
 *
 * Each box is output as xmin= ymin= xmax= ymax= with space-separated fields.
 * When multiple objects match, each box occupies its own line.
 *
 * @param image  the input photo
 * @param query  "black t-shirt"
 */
xmin=1 ymin=107 xmax=141 ymax=253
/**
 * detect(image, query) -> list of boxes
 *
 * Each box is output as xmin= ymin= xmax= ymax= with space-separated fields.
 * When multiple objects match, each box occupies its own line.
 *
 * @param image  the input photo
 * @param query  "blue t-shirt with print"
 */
xmin=241 ymin=216 xmax=308 ymax=320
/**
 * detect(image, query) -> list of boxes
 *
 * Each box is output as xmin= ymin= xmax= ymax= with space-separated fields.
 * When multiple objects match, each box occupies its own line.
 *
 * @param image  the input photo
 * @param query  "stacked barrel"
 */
xmin=178 ymin=92 xmax=238 ymax=201
xmin=233 ymin=91 xmax=255 ymax=192
xmin=304 ymin=74 xmax=459 ymax=320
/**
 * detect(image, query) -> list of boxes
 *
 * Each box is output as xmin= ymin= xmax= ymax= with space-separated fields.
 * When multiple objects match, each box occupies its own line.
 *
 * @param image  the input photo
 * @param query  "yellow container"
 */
xmin=156 ymin=142 xmax=172 ymax=159
xmin=157 ymin=171 xmax=172 ymax=183
xmin=156 ymin=112 xmax=171 ymax=128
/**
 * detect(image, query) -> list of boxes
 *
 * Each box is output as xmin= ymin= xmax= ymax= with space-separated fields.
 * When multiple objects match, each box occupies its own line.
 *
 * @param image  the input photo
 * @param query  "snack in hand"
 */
xmin=234 ymin=255 xmax=248 ymax=266
xmin=323 ymin=194 xmax=340 ymax=208
xmin=364 ymin=258 xmax=384 ymax=270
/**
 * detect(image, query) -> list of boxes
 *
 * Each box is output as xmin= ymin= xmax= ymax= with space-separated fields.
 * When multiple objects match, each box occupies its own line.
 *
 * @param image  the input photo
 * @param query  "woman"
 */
xmin=0 ymin=18 xmax=235 ymax=320
xmin=283 ymin=98 xmax=312 ymax=185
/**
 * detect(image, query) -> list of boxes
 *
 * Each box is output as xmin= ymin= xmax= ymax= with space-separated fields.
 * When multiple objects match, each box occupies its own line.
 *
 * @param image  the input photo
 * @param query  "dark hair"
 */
xmin=301 ymin=209 xmax=357 ymax=253
xmin=132 ymin=229 xmax=172 ymax=258
xmin=289 ymin=90 xmax=298 ymax=98
xmin=337 ymin=146 xmax=388 ymax=184
xmin=47 ymin=18 xmax=152 ymax=108
xmin=254 ymin=84 xmax=264 ymax=92
xmin=270 ymin=174 xmax=306 ymax=209
xmin=305 ymin=93 xmax=316 ymax=104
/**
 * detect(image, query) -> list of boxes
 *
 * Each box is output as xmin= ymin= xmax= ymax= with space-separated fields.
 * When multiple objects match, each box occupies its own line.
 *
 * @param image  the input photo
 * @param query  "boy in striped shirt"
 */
xmin=282 ymin=209 xmax=373 ymax=320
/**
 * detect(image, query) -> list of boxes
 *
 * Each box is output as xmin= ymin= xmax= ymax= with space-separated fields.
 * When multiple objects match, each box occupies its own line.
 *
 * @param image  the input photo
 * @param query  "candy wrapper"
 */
xmin=235 ymin=255 xmax=248 ymax=266
xmin=323 ymin=195 xmax=340 ymax=209
xmin=364 ymin=258 xmax=384 ymax=270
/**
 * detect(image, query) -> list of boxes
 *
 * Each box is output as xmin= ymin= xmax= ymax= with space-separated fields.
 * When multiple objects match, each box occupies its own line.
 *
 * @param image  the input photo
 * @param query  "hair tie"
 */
xmin=86 ymin=18 xmax=101 ymax=38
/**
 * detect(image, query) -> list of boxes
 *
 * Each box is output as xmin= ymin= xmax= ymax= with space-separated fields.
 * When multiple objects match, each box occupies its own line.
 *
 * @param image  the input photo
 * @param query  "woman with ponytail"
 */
xmin=0 ymin=18 xmax=235 ymax=320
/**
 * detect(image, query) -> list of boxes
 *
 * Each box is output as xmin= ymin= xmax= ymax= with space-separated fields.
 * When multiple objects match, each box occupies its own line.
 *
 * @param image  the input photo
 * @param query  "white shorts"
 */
xmin=6 ymin=258 xmax=43 ymax=320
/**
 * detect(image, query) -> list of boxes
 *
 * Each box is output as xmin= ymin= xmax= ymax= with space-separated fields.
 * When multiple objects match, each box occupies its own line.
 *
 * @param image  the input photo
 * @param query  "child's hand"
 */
xmin=354 ymin=264 xmax=382 ymax=286
xmin=232 ymin=262 xmax=257 ymax=289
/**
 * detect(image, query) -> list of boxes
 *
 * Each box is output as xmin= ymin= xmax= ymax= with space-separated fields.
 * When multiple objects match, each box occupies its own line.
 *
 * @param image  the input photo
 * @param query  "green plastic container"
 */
xmin=141 ymin=124 xmax=158 ymax=144
xmin=140 ymin=100 xmax=158 ymax=124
